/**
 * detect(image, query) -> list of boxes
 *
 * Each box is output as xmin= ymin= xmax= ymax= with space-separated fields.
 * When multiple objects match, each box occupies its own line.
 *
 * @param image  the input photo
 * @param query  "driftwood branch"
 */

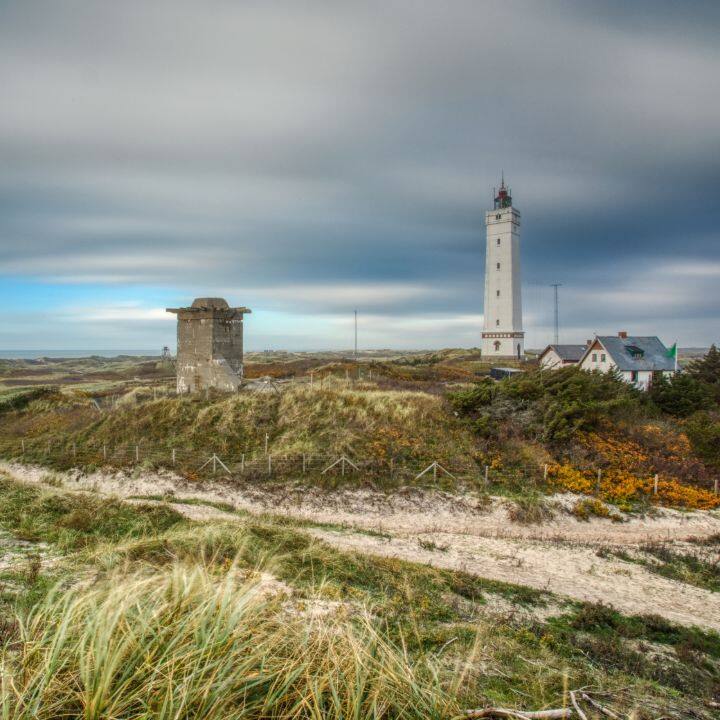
xmin=464 ymin=708 xmax=571 ymax=719
xmin=580 ymin=693 xmax=621 ymax=720
xmin=569 ymin=692 xmax=588 ymax=720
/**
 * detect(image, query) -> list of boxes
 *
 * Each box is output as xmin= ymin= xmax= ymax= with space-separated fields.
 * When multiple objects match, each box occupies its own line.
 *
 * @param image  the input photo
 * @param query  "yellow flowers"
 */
xmin=547 ymin=463 xmax=720 ymax=510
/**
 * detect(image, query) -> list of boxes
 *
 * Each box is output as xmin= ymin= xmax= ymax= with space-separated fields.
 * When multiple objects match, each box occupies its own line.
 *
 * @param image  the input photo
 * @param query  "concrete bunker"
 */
xmin=166 ymin=298 xmax=251 ymax=393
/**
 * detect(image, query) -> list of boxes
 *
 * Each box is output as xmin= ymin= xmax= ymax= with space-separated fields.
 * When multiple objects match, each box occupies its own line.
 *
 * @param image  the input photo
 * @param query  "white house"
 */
xmin=578 ymin=332 xmax=676 ymax=390
xmin=538 ymin=344 xmax=587 ymax=369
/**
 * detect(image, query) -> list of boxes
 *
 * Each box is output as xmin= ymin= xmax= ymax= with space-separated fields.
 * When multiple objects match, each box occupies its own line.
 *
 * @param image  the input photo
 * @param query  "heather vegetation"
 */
xmin=449 ymin=349 xmax=720 ymax=508
xmin=0 ymin=348 xmax=719 ymax=508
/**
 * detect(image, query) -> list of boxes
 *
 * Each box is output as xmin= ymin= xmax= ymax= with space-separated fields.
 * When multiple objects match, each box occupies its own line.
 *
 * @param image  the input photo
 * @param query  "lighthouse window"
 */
xmin=496 ymin=262 xmax=500 ymax=270
xmin=495 ymin=214 xmax=501 ymax=220
xmin=496 ymin=319 xmax=500 ymax=326
xmin=496 ymin=238 xmax=501 ymax=245
xmin=496 ymin=290 xmax=500 ymax=297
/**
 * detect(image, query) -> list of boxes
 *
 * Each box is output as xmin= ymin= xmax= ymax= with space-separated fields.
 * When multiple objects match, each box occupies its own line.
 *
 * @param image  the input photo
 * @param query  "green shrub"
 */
xmin=685 ymin=411 xmax=720 ymax=471
xmin=450 ymin=367 xmax=643 ymax=445
xmin=649 ymin=373 xmax=713 ymax=417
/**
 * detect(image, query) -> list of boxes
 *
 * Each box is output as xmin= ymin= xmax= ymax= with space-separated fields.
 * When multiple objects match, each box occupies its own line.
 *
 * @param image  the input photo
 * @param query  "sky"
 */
xmin=1 ymin=1 xmax=719 ymax=353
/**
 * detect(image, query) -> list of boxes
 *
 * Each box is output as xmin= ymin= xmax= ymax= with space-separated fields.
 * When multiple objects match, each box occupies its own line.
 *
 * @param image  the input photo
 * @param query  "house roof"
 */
xmin=540 ymin=344 xmax=586 ymax=362
xmin=584 ymin=336 xmax=675 ymax=371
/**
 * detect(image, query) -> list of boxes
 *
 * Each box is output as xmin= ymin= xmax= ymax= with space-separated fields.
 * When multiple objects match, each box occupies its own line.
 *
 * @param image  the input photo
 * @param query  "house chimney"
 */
xmin=586 ymin=339 xmax=592 ymax=346
xmin=618 ymin=331 xmax=628 ymax=339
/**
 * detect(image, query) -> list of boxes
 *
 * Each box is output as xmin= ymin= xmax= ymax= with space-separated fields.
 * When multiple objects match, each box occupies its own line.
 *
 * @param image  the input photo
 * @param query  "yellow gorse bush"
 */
xmin=547 ymin=464 xmax=720 ymax=510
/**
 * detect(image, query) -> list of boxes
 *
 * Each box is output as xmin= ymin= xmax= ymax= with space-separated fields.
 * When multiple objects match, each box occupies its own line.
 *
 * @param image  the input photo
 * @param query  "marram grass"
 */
xmin=0 ymin=561 xmax=457 ymax=719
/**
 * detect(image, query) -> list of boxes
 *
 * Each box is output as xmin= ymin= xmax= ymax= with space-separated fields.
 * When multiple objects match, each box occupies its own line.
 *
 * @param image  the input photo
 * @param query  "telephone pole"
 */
xmin=550 ymin=284 xmax=562 ymax=345
xmin=354 ymin=310 xmax=358 ymax=361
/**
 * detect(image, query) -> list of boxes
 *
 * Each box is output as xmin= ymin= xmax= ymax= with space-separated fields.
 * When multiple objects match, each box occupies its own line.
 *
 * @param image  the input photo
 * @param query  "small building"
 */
xmin=578 ymin=332 xmax=676 ymax=390
xmin=166 ymin=298 xmax=251 ymax=393
xmin=538 ymin=344 xmax=587 ymax=369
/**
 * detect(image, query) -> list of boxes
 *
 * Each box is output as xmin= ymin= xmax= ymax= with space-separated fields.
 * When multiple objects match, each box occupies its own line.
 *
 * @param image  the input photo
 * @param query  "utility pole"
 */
xmin=354 ymin=309 xmax=358 ymax=361
xmin=551 ymin=283 xmax=562 ymax=345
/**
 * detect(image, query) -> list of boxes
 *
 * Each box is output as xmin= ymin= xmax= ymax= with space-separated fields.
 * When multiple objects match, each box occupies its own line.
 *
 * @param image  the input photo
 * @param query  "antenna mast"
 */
xmin=550 ymin=284 xmax=562 ymax=345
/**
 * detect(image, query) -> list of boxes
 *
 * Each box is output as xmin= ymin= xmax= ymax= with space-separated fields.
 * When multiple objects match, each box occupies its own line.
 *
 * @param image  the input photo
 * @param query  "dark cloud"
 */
xmin=0 ymin=0 xmax=718 ymax=349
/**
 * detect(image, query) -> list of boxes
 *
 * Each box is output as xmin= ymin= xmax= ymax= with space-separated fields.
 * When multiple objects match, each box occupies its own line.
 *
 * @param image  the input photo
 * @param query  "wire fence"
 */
xmin=7 ymin=438 xmax=543 ymax=486
xmin=5 ymin=437 xmax=719 ymax=496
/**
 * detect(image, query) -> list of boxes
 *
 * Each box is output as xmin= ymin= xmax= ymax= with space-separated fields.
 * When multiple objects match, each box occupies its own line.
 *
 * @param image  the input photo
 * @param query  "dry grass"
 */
xmin=0 ymin=561 xmax=455 ymax=720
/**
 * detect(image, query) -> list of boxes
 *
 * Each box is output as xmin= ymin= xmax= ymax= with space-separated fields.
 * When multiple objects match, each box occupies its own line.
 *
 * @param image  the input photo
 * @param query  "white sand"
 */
xmin=4 ymin=460 xmax=720 ymax=630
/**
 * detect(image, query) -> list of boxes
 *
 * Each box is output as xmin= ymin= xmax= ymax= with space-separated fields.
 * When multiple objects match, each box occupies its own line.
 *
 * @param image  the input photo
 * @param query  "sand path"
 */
xmin=4 ymin=461 xmax=720 ymax=631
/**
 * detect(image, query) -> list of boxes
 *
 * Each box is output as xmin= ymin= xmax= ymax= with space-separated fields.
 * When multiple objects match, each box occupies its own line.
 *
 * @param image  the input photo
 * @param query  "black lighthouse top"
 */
xmin=493 ymin=176 xmax=512 ymax=209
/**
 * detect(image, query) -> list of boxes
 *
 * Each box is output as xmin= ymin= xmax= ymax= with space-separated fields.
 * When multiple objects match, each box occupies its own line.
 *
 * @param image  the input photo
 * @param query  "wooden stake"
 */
xmin=241 ymin=453 xmax=245 ymax=473
xmin=653 ymin=473 xmax=659 ymax=495
xmin=21 ymin=439 xmax=25 ymax=454
xmin=484 ymin=465 xmax=489 ymax=485
xmin=543 ymin=464 xmax=548 ymax=481
xmin=265 ymin=433 xmax=269 ymax=455
xmin=302 ymin=453 xmax=306 ymax=473
xmin=596 ymin=468 xmax=602 ymax=494
xmin=135 ymin=445 xmax=140 ymax=462
xmin=171 ymin=448 xmax=176 ymax=465
xmin=268 ymin=455 xmax=272 ymax=475
xmin=103 ymin=443 xmax=107 ymax=460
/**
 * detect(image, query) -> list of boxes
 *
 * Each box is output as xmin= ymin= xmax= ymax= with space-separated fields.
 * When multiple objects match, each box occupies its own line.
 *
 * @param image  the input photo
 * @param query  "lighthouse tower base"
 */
xmin=481 ymin=331 xmax=525 ymax=360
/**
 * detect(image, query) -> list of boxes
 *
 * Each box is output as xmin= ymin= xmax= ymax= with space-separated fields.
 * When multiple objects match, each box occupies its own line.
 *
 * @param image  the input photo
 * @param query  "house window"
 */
xmin=630 ymin=370 xmax=638 ymax=382
xmin=496 ymin=262 xmax=500 ymax=270
xmin=496 ymin=290 xmax=500 ymax=297
xmin=600 ymin=353 xmax=606 ymax=362
xmin=592 ymin=353 xmax=597 ymax=362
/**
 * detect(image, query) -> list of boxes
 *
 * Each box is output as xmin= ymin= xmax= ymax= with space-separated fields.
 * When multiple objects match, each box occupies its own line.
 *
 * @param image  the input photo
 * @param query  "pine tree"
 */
xmin=687 ymin=344 xmax=720 ymax=384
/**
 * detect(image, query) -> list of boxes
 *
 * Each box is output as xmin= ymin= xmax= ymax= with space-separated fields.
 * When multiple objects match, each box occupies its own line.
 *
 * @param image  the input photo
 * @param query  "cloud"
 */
xmin=0 ymin=1 xmax=718 ymax=349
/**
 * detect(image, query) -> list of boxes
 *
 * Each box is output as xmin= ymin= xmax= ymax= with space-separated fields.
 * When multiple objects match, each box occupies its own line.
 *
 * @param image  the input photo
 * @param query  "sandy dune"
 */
xmin=4 ymin=460 xmax=720 ymax=631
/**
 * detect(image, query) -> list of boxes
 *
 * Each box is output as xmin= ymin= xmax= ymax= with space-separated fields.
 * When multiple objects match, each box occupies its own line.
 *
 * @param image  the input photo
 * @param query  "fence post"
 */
xmin=653 ymin=473 xmax=659 ymax=495
xmin=596 ymin=468 xmax=602 ymax=494
xmin=21 ymin=439 xmax=25 ymax=455
xmin=543 ymin=464 xmax=548 ymax=482
xmin=103 ymin=443 xmax=107 ymax=461
xmin=268 ymin=455 xmax=272 ymax=476
xmin=172 ymin=448 xmax=176 ymax=465
xmin=265 ymin=433 xmax=269 ymax=455
xmin=484 ymin=465 xmax=489 ymax=485
xmin=135 ymin=445 xmax=140 ymax=463
xmin=302 ymin=453 xmax=306 ymax=474
xmin=212 ymin=454 xmax=217 ymax=474
xmin=72 ymin=442 xmax=76 ymax=460
xmin=390 ymin=457 xmax=394 ymax=479
xmin=715 ymin=477 xmax=718 ymax=495
xmin=241 ymin=453 xmax=245 ymax=473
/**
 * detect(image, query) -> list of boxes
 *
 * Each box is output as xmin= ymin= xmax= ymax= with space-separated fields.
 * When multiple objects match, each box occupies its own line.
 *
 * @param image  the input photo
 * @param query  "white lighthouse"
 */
xmin=481 ymin=178 xmax=524 ymax=359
